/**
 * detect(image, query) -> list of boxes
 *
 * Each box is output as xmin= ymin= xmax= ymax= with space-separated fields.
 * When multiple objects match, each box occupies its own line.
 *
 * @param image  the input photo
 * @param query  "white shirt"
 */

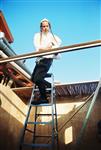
xmin=33 ymin=32 xmax=62 ymax=59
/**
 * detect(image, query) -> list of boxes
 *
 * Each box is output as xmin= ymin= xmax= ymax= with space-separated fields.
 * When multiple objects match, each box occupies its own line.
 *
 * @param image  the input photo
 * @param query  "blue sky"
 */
xmin=0 ymin=0 xmax=100 ymax=84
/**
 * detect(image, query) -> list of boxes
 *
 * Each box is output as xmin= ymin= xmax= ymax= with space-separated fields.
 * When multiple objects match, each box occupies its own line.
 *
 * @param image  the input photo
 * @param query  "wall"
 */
xmin=0 ymin=84 xmax=101 ymax=150
xmin=0 ymin=84 xmax=28 ymax=150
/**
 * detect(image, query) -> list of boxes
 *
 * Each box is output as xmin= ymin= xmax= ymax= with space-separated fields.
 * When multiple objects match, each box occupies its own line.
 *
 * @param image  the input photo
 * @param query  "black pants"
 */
xmin=31 ymin=58 xmax=53 ymax=100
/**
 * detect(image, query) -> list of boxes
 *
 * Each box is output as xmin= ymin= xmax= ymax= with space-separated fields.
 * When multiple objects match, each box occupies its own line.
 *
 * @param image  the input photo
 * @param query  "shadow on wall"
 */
xmin=0 ymin=98 xmax=1 ymax=106
xmin=0 ymin=107 xmax=23 ymax=150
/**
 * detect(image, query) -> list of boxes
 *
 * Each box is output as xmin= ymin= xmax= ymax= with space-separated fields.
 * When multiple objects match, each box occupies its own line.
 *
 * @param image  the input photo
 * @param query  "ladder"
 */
xmin=19 ymin=73 xmax=58 ymax=150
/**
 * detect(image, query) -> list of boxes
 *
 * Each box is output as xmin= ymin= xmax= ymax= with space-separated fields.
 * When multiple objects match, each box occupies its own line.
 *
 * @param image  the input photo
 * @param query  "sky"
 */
xmin=0 ymin=0 xmax=101 ymax=84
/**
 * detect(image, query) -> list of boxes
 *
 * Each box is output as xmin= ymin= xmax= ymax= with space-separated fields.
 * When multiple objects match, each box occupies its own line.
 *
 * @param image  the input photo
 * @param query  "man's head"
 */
xmin=40 ymin=18 xmax=51 ymax=33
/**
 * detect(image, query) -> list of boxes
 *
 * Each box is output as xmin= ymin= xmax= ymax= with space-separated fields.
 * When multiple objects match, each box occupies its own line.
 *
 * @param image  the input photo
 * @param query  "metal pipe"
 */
xmin=0 ymin=40 xmax=101 ymax=63
xmin=0 ymin=50 xmax=31 ymax=82
xmin=76 ymin=78 xmax=101 ymax=145
xmin=0 ymin=38 xmax=31 ymax=75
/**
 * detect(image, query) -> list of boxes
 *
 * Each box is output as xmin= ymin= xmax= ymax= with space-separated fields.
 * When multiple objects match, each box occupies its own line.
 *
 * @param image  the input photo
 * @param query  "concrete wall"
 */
xmin=0 ymin=84 xmax=28 ymax=150
xmin=57 ymin=93 xmax=101 ymax=150
xmin=0 ymin=84 xmax=101 ymax=150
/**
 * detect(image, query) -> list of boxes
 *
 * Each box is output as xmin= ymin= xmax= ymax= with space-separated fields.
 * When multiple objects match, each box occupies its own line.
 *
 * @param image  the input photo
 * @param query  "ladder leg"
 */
xmin=50 ymin=74 xmax=59 ymax=149
xmin=54 ymin=102 xmax=59 ymax=150
xmin=32 ymin=106 xmax=38 ymax=143
xmin=51 ymin=104 xmax=55 ymax=148
xmin=19 ymin=105 xmax=32 ymax=150
xmin=19 ymin=85 xmax=35 ymax=150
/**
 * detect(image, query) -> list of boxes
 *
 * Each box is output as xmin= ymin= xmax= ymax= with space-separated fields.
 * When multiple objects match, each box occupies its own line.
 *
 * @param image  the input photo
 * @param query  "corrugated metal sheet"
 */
xmin=12 ymin=80 xmax=99 ymax=101
xmin=56 ymin=81 xmax=98 ymax=97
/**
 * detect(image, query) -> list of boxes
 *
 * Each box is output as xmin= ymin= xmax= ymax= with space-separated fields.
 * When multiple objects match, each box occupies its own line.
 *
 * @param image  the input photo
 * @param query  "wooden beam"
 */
xmin=0 ymin=40 xmax=101 ymax=63
xmin=0 ymin=11 xmax=14 ymax=43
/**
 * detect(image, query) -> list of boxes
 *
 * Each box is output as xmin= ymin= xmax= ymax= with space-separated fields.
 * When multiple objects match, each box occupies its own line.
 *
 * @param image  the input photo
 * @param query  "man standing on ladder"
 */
xmin=31 ymin=18 xmax=62 ymax=105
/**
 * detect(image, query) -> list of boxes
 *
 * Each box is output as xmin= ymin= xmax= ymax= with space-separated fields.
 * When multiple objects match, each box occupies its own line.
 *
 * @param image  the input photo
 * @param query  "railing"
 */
xmin=0 ymin=40 xmax=101 ymax=63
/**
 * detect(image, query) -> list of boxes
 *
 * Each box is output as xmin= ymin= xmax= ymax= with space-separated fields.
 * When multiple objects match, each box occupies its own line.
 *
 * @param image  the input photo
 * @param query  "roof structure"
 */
xmin=0 ymin=11 xmax=14 ymax=43
xmin=12 ymin=80 xmax=99 ymax=101
xmin=0 ymin=10 xmax=32 ymax=88
xmin=0 ymin=37 xmax=32 ymax=88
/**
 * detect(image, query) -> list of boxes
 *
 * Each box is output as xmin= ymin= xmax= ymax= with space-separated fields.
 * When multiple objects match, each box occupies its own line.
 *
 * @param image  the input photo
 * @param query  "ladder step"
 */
xmin=25 ymin=130 xmax=57 ymax=138
xmin=27 ymin=121 xmax=52 ymax=125
xmin=33 ymin=87 xmax=52 ymax=91
xmin=33 ymin=134 xmax=58 ymax=138
xmin=36 ymin=113 xmax=56 ymax=116
xmin=33 ymin=135 xmax=52 ymax=137
xmin=22 ymin=143 xmax=51 ymax=148
xmin=31 ymin=103 xmax=54 ymax=106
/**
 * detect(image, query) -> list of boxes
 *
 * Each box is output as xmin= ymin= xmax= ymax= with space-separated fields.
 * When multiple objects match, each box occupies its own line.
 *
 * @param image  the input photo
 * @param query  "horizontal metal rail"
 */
xmin=0 ymin=40 xmax=101 ymax=63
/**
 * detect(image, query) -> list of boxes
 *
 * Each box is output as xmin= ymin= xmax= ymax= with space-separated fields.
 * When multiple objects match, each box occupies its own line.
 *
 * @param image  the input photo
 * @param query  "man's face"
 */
xmin=41 ymin=21 xmax=49 ymax=33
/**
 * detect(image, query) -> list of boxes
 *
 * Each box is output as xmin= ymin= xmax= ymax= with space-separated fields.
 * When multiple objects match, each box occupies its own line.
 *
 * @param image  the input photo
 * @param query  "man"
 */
xmin=31 ymin=18 xmax=62 ymax=104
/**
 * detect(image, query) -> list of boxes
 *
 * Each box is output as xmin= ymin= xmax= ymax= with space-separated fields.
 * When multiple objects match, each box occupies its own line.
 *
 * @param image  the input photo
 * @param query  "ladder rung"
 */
xmin=31 ymin=103 xmax=54 ymax=106
xmin=33 ymin=134 xmax=58 ymax=137
xmin=33 ymin=87 xmax=52 ymax=91
xmin=36 ymin=113 xmax=56 ymax=116
xmin=22 ymin=143 xmax=51 ymax=148
xmin=27 ymin=121 xmax=52 ymax=125
xmin=33 ymin=135 xmax=52 ymax=137
xmin=25 ymin=130 xmax=56 ymax=138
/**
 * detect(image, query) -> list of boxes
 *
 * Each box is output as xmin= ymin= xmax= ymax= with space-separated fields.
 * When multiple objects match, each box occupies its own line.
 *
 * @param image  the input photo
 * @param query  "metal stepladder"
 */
xmin=19 ymin=73 xmax=58 ymax=150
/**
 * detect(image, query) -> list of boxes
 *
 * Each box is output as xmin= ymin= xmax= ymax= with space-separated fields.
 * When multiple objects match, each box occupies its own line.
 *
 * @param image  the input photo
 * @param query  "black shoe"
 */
xmin=31 ymin=99 xmax=49 ymax=105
